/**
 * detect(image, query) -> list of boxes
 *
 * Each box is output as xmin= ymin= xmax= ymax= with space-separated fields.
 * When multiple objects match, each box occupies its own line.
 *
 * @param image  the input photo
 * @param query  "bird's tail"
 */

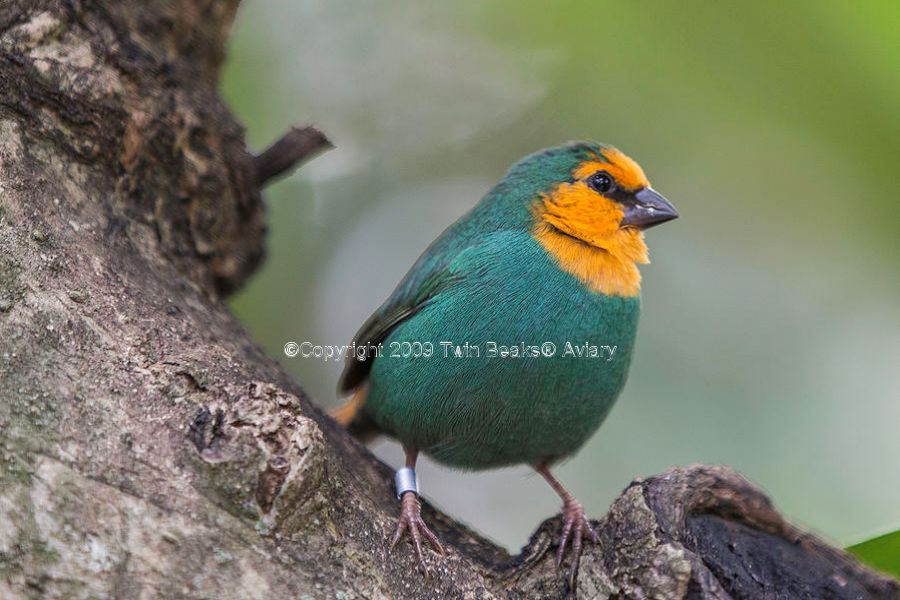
xmin=330 ymin=384 xmax=367 ymax=426
xmin=329 ymin=384 xmax=380 ymax=442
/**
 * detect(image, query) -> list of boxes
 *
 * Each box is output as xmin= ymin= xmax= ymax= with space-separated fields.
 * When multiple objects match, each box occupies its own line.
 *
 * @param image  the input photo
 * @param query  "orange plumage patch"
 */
xmin=574 ymin=147 xmax=650 ymax=191
xmin=531 ymin=150 xmax=651 ymax=297
xmin=331 ymin=384 xmax=368 ymax=425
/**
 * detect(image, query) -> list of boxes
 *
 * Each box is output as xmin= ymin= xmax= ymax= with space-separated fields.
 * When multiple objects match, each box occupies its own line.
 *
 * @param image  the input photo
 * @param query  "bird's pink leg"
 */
xmin=389 ymin=447 xmax=444 ymax=579
xmin=535 ymin=462 xmax=601 ymax=588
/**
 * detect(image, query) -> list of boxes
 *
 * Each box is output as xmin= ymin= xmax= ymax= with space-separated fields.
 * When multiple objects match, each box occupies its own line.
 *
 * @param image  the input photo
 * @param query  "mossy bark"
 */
xmin=0 ymin=2 xmax=896 ymax=599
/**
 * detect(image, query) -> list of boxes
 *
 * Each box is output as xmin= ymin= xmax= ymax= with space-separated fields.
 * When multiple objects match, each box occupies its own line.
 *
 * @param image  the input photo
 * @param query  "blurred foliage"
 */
xmin=222 ymin=1 xmax=900 ymax=552
xmin=849 ymin=530 xmax=900 ymax=579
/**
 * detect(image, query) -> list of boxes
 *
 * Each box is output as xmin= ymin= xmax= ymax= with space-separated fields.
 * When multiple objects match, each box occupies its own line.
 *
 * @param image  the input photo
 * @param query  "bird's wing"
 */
xmin=336 ymin=243 xmax=466 ymax=396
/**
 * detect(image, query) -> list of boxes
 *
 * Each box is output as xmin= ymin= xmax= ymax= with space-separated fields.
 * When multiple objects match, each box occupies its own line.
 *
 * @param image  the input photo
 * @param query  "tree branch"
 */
xmin=254 ymin=126 xmax=332 ymax=188
xmin=0 ymin=2 xmax=895 ymax=599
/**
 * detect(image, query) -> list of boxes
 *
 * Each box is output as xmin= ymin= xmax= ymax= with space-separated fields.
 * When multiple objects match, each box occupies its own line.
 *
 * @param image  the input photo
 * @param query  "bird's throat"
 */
xmin=532 ymin=219 xmax=645 ymax=298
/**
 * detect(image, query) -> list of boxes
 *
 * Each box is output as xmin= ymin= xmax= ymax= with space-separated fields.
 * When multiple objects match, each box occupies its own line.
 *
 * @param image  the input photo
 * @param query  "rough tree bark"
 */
xmin=0 ymin=2 xmax=896 ymax=599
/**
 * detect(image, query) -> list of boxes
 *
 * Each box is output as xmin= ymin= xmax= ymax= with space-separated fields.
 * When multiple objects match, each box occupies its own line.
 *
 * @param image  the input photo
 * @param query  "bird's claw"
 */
xmin=389 ymin=491 xmax=444 ymax=579
xmin=555 ymin=497 xmax=600 ymax=588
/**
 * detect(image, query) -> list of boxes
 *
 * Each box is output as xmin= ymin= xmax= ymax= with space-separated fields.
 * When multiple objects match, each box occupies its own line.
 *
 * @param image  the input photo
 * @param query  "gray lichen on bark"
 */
xmin=0 ymin=2 xmax=897 ymax=599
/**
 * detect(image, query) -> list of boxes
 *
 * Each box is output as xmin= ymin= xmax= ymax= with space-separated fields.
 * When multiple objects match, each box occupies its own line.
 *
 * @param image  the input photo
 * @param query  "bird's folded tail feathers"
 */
xmin=330 ymin=384 xmax=367 ymax=426
xmin=330 ymin=384 xmax=380 ymax=442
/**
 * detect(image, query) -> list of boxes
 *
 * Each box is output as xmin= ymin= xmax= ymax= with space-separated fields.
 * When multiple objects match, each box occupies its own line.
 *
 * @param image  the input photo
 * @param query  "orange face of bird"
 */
xmin=538 ymin=147 xmax=677 ymax=253
xmin=532 ymin=147 xmax=678 ymax=296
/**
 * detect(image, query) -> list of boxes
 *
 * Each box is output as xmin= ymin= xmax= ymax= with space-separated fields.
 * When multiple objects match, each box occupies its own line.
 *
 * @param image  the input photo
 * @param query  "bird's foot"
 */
xmin=389 ymin=491 xmax=444 ymax=579
xmin=555 ymin=496 xmax=600 ymax=588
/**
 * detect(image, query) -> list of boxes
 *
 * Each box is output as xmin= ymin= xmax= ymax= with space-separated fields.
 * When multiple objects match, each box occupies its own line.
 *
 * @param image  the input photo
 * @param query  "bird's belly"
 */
xmin=431 ymin=348 xmax=628 ymax=469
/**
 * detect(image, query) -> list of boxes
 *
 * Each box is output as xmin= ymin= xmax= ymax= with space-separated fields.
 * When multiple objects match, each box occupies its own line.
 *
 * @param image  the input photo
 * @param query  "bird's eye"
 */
xmin=587 ymin=171 xmax=614 ymax=194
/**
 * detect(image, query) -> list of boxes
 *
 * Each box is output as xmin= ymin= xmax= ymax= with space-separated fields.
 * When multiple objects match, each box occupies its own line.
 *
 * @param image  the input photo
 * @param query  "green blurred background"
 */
xmin=222 ymin=1 xmax=900 ymax=553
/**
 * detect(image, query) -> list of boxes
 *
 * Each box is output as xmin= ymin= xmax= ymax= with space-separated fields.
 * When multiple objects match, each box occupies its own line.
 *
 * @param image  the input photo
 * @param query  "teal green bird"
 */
xmin=333 ymin=141 xmax=678 ymax=585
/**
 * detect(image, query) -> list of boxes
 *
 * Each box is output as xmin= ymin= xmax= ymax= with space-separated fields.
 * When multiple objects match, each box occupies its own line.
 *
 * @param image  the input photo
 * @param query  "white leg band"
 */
xmin=395 ymin=466 xmax=419 ymax=499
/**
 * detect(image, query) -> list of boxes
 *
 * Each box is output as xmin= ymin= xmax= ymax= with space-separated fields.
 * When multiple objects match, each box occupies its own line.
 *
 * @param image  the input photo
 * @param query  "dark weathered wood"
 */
xmin=254 ymin=126 xmax=332 ymax=187
xmin=0 ymin=2 xmax=896 ymax=599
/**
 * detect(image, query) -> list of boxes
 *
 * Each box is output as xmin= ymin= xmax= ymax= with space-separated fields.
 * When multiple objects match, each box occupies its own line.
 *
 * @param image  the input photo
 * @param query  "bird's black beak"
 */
xmin=621 ymin=188 xmax=679 ymax=230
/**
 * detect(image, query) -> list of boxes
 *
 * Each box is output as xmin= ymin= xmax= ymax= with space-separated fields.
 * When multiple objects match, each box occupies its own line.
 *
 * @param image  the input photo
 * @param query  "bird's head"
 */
xmin=530 ymin=142 xmax=678 ymax=254
xmin=502 ymin=141 xmax=678 ymax=296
